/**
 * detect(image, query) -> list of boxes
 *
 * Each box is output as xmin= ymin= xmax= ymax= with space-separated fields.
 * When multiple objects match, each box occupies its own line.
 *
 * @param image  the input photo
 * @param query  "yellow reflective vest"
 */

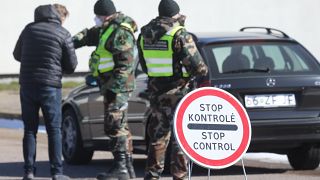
xmin=140 ymin=26 xmax=189 ymax=77
xmin=90 ymin=23 xmax=134 ymax=77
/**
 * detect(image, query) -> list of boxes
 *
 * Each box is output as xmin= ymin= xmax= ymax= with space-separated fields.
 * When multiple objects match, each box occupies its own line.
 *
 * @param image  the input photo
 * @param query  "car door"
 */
xmin=87 ymin=86 xmax=106 ymax=140
xmin=69 ymin=85 xmax=93 ymax=141
xmin=87 ymin=63 xmax=151 ymax=141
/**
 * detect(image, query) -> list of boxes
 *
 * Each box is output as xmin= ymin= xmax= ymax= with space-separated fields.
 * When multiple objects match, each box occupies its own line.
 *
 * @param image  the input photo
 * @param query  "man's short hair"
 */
xmin=53 ymin=4 xmax=69 ymax=19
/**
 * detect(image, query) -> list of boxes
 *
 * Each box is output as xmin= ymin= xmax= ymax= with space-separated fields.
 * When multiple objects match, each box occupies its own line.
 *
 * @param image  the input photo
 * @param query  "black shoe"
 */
xmin=96 ymin=151 xmax=129 ymax=180
xmin=22 ymin=172 xmax=34 ymax=180
xmin=52 ymin=174 xmax=70 ymax=180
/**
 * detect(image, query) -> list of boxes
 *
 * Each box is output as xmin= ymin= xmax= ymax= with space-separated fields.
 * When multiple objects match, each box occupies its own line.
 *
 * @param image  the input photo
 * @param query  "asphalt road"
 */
xmin=1 ymin=128 xmax=320 ymax=180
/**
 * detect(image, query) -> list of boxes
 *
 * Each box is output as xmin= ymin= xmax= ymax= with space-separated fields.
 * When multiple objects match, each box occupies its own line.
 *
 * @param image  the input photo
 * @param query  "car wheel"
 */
xmin=62 ymin=108 xmax=93 ymax=164
xmin=287 ymin=145 xmax=320 ymax=170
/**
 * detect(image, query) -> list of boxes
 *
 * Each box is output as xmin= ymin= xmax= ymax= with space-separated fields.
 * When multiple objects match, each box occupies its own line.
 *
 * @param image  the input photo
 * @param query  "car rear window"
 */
xmin=202 ymin=41 xmax=320 ymax=76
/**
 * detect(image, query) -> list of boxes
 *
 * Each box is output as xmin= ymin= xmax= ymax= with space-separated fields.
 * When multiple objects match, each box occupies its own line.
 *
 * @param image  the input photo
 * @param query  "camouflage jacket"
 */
xmin=73 ymin=12 xmax=138 ymax=94
xmin=137 ymin=15 xmax=208 ymax=94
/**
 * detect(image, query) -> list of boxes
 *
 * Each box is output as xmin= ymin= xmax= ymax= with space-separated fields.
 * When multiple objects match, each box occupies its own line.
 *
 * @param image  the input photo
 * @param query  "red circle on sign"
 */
xmin=174 ymin=87 xmax=251 ymax=169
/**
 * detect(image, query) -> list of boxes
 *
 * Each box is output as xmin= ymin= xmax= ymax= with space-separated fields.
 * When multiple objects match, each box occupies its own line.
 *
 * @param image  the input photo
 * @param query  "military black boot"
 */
xmin=96 ymin=151 xmax=129 ymax=180
xmin=126 ymin=153 xmax=136 ymax=179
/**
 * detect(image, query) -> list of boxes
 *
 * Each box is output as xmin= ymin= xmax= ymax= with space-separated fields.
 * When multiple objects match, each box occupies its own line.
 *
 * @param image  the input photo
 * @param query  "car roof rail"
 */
xmin=239 ymin=27 xmax=289 ymax=38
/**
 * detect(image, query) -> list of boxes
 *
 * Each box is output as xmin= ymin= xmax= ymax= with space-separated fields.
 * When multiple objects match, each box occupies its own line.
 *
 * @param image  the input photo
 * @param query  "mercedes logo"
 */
xmin=266 ymin=78 xmax=276 ymax=87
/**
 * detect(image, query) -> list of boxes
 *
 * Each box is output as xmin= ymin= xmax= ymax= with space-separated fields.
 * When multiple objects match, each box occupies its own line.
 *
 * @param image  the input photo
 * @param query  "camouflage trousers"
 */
xmin=103 ymin=90 xmax=133 ymax=153
xmin=145 ymin=88 xmax=189 ymax=180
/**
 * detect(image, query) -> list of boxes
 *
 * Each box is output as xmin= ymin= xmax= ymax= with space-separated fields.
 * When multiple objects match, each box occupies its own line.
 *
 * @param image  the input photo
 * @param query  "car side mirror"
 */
xmin=85 ymin=74 xmax=98 ymax=87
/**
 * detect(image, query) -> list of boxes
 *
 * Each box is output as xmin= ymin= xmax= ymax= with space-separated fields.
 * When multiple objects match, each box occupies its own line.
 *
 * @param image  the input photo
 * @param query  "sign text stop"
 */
xmin=174 ymin=87 xmax=251 ymax=169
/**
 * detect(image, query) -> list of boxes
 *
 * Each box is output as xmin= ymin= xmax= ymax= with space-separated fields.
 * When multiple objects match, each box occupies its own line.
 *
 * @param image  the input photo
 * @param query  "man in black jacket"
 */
xmin=13 ymin=4 xmax=77 ymax=180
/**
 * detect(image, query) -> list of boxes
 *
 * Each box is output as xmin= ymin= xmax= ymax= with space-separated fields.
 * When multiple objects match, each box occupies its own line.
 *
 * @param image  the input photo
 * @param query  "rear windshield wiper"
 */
xmin=223 ymin=68 xmax=270 ymax=74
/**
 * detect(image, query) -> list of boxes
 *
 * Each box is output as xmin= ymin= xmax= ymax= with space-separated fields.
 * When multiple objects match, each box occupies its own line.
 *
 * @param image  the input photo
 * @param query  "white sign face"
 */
xmin=174 ymin=87 xmax=251 ymax=169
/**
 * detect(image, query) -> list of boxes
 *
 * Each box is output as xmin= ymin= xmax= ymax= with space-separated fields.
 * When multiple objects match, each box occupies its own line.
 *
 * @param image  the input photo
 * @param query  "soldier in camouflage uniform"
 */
xmin=72 ymin=0 xmax=137 ymax=179
xmin=137 ymin=0 xmax=208 ymax=179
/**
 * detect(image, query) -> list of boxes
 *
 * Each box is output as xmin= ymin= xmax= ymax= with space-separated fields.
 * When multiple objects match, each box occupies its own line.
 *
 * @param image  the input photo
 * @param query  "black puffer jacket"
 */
xmin=13 ymin=4 xmax=77 ymax=88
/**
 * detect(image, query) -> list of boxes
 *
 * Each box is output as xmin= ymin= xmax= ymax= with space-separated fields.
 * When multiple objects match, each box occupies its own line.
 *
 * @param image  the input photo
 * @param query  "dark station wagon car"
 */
xmin=61 ymin=27 xmax=320 ymax=170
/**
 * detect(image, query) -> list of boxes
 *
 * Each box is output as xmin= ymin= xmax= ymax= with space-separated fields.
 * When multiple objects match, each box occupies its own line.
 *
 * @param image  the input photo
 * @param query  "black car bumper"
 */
xmin=249 ymin=117 xmax=320 ymax=152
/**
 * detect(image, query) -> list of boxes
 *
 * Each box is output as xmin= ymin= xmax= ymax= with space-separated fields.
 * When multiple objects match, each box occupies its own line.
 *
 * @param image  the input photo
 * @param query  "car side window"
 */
xmin=211 ymin=47 xmax=231 ymax=73
xmin=283 ymin=46 xmax=310 ymax=71
xmin=261 ymin=45 xmax=284 ymax=70
xmin=212 ymin=45 xmax=254 ymax=73
xmin=205 ymin=41 xmax=318 ymax=75
xmin=241 ymin=46 xmax=253 ymax=68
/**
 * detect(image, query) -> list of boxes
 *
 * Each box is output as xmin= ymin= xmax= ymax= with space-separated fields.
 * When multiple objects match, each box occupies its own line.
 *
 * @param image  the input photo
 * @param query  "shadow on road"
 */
xmin=0 ymin=157 xmax=288 ymax=179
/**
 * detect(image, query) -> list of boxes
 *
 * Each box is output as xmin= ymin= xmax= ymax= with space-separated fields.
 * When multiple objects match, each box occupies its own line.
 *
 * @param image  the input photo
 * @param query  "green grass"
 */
xmin=0 ymin=81 xmax=84 ymax=91
xmin=62 ymin=81 xmax=84 ymax=88
xmin=0 ymin=81 xmax=20 ymax=91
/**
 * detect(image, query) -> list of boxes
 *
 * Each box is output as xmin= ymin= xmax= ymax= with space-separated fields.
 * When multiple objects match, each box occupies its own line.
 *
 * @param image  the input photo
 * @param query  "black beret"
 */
xmin=94 ymin=0 xmax=116 ymax=16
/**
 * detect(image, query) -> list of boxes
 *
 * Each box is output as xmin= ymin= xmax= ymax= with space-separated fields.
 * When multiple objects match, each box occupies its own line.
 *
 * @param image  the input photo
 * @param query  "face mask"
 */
xmin=94 ymin=16 xmax=103 ymax=27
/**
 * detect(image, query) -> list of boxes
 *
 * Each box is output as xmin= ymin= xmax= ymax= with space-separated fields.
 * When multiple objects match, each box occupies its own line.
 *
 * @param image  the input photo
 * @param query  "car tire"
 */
xmin=62 ymin=108 xmax=94 ymax=165
xmin=287 ymin=145 xmax=320 ymax=170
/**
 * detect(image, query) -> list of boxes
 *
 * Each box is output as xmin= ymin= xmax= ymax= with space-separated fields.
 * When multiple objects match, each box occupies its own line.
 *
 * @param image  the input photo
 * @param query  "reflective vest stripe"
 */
xmin=147 ymin=67 xmax=173 ymax=73
xmin=90 ymin=23 xmax=134 ymax=77
xmin=144 ymin=58 xmax=172 ymax=64
xmin=93 ymin=26 xmax=115 ymax=76
xmin=140 ymin=26 xmax=182 ymax=77
xmin=142 ymin=51 xmax=172 ymax=58
xmin=99 ymin=57 xmax=113 ymax=63
xmin=98 ymin=62 xmax=114 ymax=72
xmin=147 ymin=64 xmax=172 ymax=68
xmin=140 ymin=38 xmax=173 ymax=77
xmin=141 ymin=26 xmax=190 ymax=77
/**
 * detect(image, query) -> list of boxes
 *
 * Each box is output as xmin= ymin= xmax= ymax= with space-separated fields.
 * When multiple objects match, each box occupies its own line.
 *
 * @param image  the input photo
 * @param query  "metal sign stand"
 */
xmin=241 ymin=158 xmax=248 ymax=180
xmin=188 ymin=158 xmax=249 ymax=180
xmin=188 ymin=159 xmax=193 ymax=180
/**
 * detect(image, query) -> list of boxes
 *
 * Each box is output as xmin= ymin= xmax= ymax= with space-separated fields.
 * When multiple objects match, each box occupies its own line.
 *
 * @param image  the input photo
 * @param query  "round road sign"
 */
xmin=173 ymin=87 xmax=251 ymax=169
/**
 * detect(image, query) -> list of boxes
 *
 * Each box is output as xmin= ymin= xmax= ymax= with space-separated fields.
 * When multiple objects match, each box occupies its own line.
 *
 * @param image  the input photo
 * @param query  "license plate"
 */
xmin=244 ymin=94 xmax=296 ymax=108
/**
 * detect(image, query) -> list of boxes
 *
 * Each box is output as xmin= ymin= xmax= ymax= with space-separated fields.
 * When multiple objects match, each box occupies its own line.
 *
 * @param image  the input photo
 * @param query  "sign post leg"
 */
xmin=207 ymin=168 xmax=211 ymax=180
xmin=241 ymin=158 xmax=248 ymax=180
xmin=188 ymin=159 xmax=193 ymax=180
